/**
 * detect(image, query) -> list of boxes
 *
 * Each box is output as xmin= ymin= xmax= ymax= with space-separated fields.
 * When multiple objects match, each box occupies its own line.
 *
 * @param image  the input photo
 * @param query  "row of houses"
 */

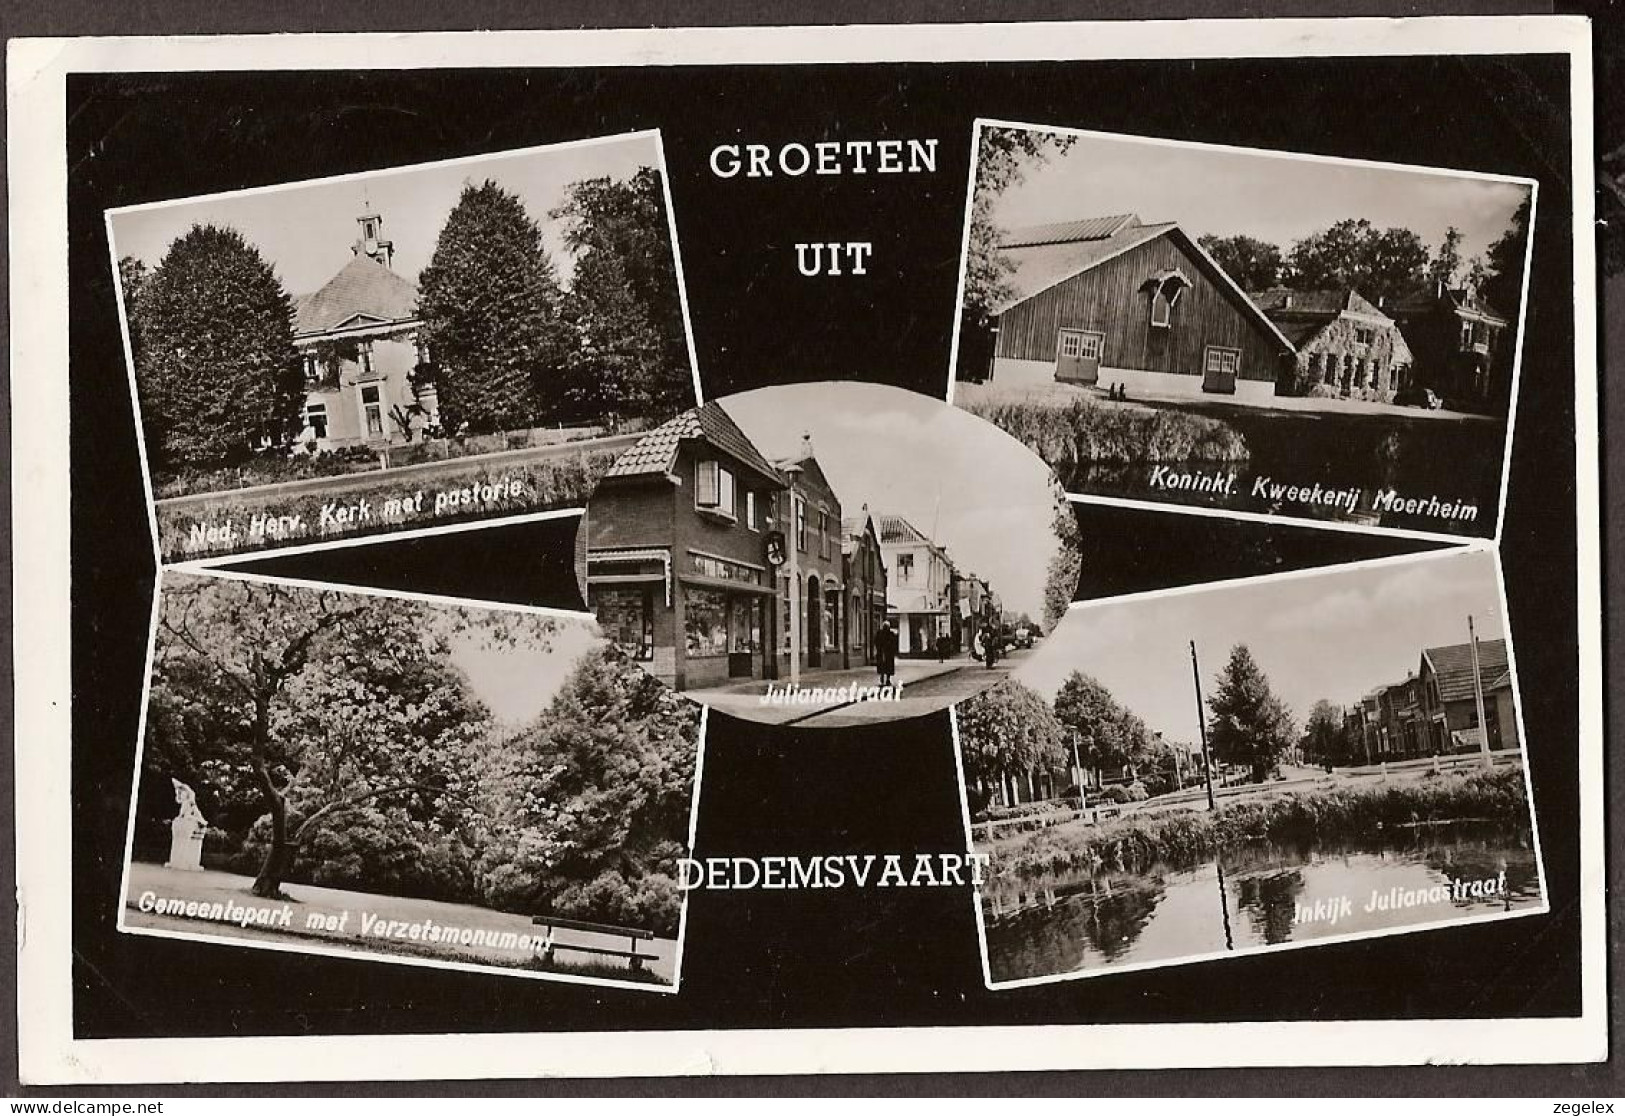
xmin=1335 ymin=636 xmax=1518 ymax=764
xmin=581 ymin=402 xmax=1000 ymax=691
xmin=974 ymin=213 xmax=1512 ymax=409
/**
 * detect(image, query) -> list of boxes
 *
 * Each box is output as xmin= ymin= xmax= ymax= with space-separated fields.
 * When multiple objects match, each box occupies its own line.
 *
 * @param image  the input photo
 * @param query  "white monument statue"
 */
xmin=164 ymin=778 xmax=208 ymax=872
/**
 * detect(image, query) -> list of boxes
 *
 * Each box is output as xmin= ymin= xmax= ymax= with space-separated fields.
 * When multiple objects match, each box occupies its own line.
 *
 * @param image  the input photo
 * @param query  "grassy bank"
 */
xmin=157 ymin=447 xmax=617 ymax=562
xmin=962 ymin=395 xmax=1248 ymax=466
xmin=989 ymin=768 xmax=1531 ymax=880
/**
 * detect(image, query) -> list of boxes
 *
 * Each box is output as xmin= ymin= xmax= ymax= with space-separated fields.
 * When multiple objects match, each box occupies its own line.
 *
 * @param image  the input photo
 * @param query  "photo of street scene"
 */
xmin=119 ymin=570 xmax=701 ymax=989
xmin=952 ymin=123 xmax=1534 ymax=539
xmin=957 ymin=548 xmax=1543 ymax=986
xmin=110 ymin=132 xmax=698 ymax=563
xmin=580 ymin=381 xmax=1082 ymax=726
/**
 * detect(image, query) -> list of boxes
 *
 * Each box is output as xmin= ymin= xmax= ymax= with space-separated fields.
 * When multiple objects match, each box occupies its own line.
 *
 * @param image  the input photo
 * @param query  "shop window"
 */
xmin=729 ymin=598 xmax=758 ymax=654
xmin=684 ymin=588 xmax=729 ymax=658
xmin=594 ymin=586 xmax=654 ymax=662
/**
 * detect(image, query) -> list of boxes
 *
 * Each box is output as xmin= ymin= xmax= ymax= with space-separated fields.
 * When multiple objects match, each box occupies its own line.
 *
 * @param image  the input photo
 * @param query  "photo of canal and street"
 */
xmin=958 ymin=547 xmax=1544 ymax=986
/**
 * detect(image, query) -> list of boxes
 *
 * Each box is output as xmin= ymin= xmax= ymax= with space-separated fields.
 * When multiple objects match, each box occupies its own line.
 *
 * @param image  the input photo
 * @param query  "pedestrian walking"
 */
xmin=873 ymin=619 xmax=899 ymax=688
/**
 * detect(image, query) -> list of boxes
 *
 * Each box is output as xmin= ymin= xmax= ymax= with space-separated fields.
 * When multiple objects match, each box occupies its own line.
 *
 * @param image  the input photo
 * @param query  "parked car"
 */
xmin=1395 ymin=385 xmax=1443 ymax=410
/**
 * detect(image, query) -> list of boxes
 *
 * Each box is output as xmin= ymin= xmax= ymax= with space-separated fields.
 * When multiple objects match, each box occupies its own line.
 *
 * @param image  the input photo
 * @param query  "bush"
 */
xmin=237 ymin=808 xmax=480 ymax=905
xmin=961 ymin=396 xmax=1249 ymax=467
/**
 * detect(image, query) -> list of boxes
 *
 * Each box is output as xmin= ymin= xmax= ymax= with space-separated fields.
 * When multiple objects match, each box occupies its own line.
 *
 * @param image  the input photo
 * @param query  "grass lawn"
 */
xmin=156 ymin=446 xmax=620 ymax=562
xmin=121 ymin=862 xmax=677 ymax=986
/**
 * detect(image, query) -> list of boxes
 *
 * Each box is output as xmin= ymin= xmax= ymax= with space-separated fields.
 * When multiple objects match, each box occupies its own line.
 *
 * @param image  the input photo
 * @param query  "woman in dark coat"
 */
xmin=873 ymin=620 xmax=899 ymax=687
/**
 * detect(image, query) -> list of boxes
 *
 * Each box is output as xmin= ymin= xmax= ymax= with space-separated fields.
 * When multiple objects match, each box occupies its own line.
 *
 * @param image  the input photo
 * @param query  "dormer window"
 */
xmin=695 ymin=459 xmax=736 ymax=519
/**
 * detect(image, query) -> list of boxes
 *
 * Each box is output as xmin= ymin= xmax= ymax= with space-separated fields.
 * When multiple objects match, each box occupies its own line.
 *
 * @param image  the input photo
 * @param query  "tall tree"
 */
xmin=1053 ymin=671 xmax=1154 ymax=784
xmin=1300 ymin=698 xmax=1344 ymax=767
xmin=957 ymin=127 xmax=1076 ymax=377
xmin=550 ymin=168 xmax=692 ymax=425
xmin=129 ymin=225 xmax=303 ymax=472
xmin=475 ymin=647 xmax=699 ymax=936
xmin=1479 ymin=195 xmax=1531 ymax=319
xmin=956 ymin=679 xmax=1066 ymax=799
xmin=1206 ymin=644 xmax=1297 ymax=783
xmin=1042 ymin=491 xmax=1082 ymax=632
xmin=1287 ymin=218 xmax=1429 ymax=302
xmin=417 ymin=181 xmax=574 ymax=435
xmin=150 ymin=576 xmax=501 ymax=897
xmin=1198 ymin=233 xmax=1285 ymax=290
xmin=1427 ymin=225 xmax=1465 ymax=289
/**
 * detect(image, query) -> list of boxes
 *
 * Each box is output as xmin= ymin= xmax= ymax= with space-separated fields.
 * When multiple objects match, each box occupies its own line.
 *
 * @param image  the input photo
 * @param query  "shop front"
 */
xmin=677 ymin=550 xmax=777 ymax=689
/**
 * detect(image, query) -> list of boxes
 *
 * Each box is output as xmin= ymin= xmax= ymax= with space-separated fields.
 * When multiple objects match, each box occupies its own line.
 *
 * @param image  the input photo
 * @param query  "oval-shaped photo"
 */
xmin=578 ymin=381 xmax=1080 ymax=727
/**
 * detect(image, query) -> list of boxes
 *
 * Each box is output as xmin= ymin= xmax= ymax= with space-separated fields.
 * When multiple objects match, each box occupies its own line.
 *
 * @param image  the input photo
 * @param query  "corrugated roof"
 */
xmin=993 ymin=219 xmax=1177 ymax=313
xmin=603 ymin=401 xmax=783 ymax=485
xmin=1423 ymin=638 xmax=1510 ymax=704
xmin=293 ymin=254 xmax=419 ymax=337
xmin=998 ymin=214 xmax=1137 ymax=249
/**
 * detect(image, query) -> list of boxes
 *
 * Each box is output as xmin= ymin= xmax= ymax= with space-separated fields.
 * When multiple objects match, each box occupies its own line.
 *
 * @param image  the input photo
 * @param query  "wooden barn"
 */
xmin=983 ymin=214 xmax=1293 ymax=402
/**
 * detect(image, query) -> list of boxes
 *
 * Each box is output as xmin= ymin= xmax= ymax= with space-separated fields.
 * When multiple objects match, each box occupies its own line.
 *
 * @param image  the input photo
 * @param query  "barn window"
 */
xmin=1144 ymin=271 xmax=1190 ymax=330
xmin=1204 ymin=347 xmax=1240 ymax=376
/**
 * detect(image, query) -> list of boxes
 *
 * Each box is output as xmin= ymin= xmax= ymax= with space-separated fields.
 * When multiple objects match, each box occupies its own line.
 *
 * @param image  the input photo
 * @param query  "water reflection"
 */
xmin=983 ymin=824 xmax=1542 ymax=983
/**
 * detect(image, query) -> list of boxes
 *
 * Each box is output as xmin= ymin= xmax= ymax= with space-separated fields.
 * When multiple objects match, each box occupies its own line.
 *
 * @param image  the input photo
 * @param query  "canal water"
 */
xmin=981 ymin=824 xmax=1542 ymax=983
xmin=1064 ymin=404 xmax=1507 ymax=537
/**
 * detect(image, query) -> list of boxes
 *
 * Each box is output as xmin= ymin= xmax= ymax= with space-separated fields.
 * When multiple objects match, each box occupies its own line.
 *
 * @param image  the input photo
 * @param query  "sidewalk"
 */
xmin=688 ymin=655 xmax=972 ymax=725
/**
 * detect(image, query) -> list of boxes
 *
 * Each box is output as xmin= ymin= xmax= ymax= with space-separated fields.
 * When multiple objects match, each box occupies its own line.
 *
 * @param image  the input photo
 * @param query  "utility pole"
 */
xmin=1190 ymin=640 xmax=1217 ymax=811
xmin=785 ymin=473 xmax=803 ymax=687
xmin=1469 ymin=614 xmax=1492 ymax=770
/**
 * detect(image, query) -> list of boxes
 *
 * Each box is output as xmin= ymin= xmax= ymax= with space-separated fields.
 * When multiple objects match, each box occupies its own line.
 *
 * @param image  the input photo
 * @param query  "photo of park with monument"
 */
xmin=119 ymin=570 xmax=702 ymax=989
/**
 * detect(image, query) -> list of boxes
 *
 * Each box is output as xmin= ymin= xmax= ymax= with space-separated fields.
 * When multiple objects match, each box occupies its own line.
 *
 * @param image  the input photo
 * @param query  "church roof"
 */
xmin=293 ymin=254 xmax=420 ymax=338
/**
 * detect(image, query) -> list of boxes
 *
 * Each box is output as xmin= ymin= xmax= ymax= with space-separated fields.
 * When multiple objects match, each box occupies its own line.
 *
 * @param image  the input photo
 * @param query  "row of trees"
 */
xmin=1198 ymin=200 xmax=1530 ymax=310
xmin=141 ymin=577 xmax=698 ymax=935
xmin=124 ymin=168 xmax=691 ymax=474
xmin=957 ymin=643 xmax=1301 ymax=807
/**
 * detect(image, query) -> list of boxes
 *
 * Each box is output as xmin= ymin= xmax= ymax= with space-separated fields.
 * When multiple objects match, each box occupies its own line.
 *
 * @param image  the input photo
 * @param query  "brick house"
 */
xmin=292 ymin=207 xmax=438 ymax=450
xmin=584 ymin=403 xmax=787 ymax=690
xmin=1418 ymin=637 xmax=1517 ymax=753
xmin=1385 ymin=283 xmax=1512 ymax=409
xmin=841 ymin=510 xmax=889 ymax=668
xmin=771 ymin=441 xmax=849 ymax=675
xmin=1248 ymin=288 xmax=1414 ymax=401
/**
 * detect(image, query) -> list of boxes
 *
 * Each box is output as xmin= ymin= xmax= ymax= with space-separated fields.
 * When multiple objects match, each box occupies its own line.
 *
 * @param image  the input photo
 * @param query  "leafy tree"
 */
xmin=956 ymin=679 xmax=1066 ymax=799
xmin=1206 ymin=644 xmax=1297 ymax=783
xmin=417 ymin=181 xmax=573 ymax=435
xmin=1042 ymin=491 xmax=1082 ymax=632
xmin=1300 ymin=698 xmax=1344 ymax=767
xmin=1479 ymin=195 xmax=1531 ymax=319
xmin=1198 ymin=233 xmax=1284 ymax=290
xmin=1427 ymin=226 xmax=1465 ymax=289
xmin=1287 ymin=219 xmax=1429 ymax=303
xmin=129 ymin=225 xmax=303 ymax=472
xmin=957 ymin=126 xmax=1076 ymax=377
xmin=474 ymin=647 xmax=700 ymax=936
xmin=550 ymin=168 xmax=692 ymax=425
xmin=149 ymin=575 xmax=501 ymax=898
xmin=1053 ymin=671 xmax=1154 ymax=784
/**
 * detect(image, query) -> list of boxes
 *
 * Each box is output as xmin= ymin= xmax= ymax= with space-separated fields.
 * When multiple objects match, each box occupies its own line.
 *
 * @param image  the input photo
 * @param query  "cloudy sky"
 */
xmin=1010 ymin=550 xmax=1509 ymax=744
xmin=446 ymin=613 xmax=604 ymax=726
xmin=987 ymin=128 xmax=1531 ymax=268
xmin=109 ymin=132 xmax=663 ymax=296
xmin=720 ymin=382 xmax=1064 ymax=620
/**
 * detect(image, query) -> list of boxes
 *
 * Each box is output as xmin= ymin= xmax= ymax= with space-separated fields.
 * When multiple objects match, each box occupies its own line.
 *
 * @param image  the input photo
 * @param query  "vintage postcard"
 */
xmin=108 ymin=131 xmax=701 ymax=565
xmin=950 ymin=123 xmax=1535 ymax=542
xmin=116 ymin=568 xmax=703 ymax=992
xmin=958 ymin=547 xmax=1544 ymax=987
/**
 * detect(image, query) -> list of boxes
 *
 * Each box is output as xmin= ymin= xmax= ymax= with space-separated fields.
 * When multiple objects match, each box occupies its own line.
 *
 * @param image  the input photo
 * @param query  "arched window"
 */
xmin=1144 ymin=271 xmax=1191 ymax=329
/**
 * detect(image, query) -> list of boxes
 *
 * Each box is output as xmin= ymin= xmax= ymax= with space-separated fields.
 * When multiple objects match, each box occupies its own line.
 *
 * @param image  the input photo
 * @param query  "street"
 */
xmin=689 ymin=647 xmax=1035 ymax=727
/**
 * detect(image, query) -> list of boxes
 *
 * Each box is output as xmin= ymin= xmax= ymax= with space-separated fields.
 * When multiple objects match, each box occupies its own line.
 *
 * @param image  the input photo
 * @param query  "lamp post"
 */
xmin=784 ymin=467 xmax=803 ymax=687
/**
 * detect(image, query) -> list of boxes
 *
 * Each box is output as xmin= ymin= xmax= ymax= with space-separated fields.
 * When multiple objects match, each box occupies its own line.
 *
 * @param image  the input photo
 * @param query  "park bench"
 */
xmin=531 ymin=915 xmax=656 ymax=972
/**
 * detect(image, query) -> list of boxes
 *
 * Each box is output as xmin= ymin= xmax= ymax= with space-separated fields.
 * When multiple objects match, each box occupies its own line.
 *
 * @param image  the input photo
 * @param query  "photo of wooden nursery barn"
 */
xmin=110 ymin=131 xmax=698 ymax=562
xmin=581 ymin=383 xmax=1078 ymax=726
xmin=954 ymin=124 xmax=1533 ymax=538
